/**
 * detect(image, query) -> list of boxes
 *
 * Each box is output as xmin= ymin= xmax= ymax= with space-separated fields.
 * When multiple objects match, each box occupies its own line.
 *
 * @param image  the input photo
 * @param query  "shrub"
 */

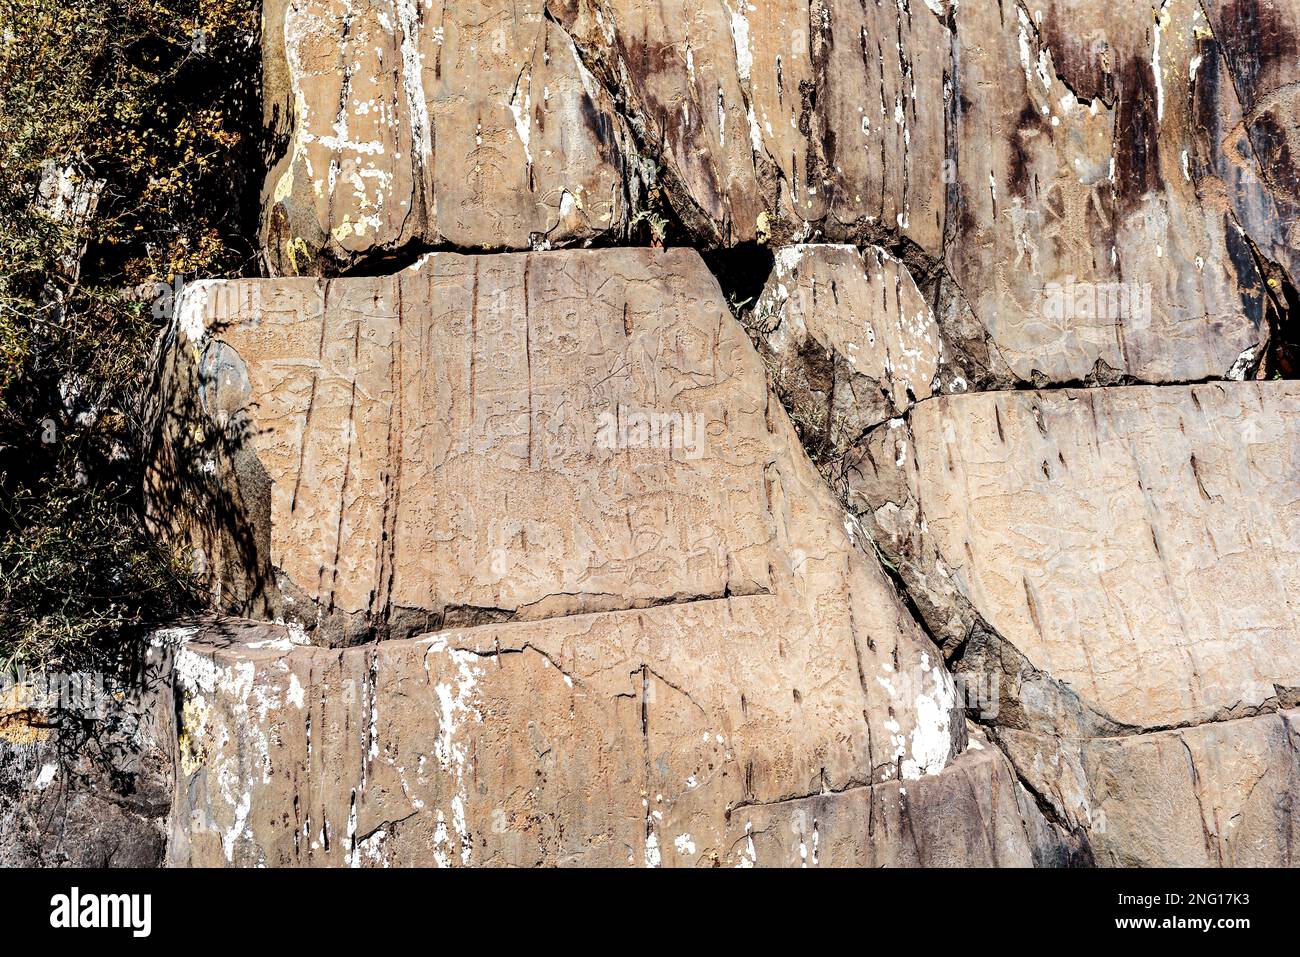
xmin=0 ymin=0 xmax=264 ymax=670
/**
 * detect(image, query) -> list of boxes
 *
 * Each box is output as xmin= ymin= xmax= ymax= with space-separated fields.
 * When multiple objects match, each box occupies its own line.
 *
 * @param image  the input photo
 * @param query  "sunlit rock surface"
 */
xmin=8 ymin=0 xmax=1299 ymax=868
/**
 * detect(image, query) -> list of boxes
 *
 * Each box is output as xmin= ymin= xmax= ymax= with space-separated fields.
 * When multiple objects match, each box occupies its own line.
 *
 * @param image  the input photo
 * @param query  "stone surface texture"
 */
xmin=262 ymin=0 xmax=636 ymax=272
xmin=150 ymin=249 xmax=913 ymax=653
xmin=547 ymin=0 xmax=951 ymax=251
xmin=746 ymin=244 xmax=948 ymax=459
xmin=7 ymin=0 xmax=1300 ymax=868
xmin=908 ymin=384 xmax=1300 ymax=730
xmin=840 ymin=382 xmax=1300 ymax=859
xmin=143 ymin=244 xmax=1079 ymax=866
xmin=165 ymin=619 xmax=1067 ymax=866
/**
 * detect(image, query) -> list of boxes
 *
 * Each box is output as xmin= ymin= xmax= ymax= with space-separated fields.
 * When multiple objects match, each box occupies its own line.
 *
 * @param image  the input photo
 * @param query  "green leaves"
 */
xmin=0 ymin=0 xmax=260 ymax=666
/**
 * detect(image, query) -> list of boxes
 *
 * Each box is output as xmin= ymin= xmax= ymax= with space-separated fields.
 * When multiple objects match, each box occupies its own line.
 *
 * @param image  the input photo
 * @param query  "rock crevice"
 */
xmin=5 ymin=0 xmax=1298 ymax=868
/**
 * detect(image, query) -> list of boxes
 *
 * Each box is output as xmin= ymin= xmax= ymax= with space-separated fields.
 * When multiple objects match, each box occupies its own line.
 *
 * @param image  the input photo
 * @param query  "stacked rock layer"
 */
xmin=4 ymin=0 xmax=1298 ymax=866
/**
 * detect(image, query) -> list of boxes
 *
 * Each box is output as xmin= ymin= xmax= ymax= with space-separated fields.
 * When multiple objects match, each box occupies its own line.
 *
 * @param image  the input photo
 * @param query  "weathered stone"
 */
xmin=136 ymin=242 xmax=1105 ymax=866
xmin=150 ymin=248 xmax=903 ymax=647
xmin=997 ymin=708 xmax=1300 ymax=867
xmin=21 ymin=0 xmax=1297 ymax=871
xmin=1201 ymin=0 xmax=1300 ymax=287
xmin=900 ymin=383 xmax=1300 ymax=730
xmin=148 ymin=245 xmax=995 ymax=820
xmin=736 ymin=724 xmax=1081 ymax=867
xmin=744 ymin=244 xmax=951 ymax=463
xmin=946 ymin=0 xmax=1269 ymax=383
xmin=831 ymin=381 xmax=1300 ymax=860
xmin=547 ymin=0 xmax=951 ymax=251
xmin=165 ymin=619 xmax=1065 ymax=867
xmin=261 ymin=0 xmax=636 ymax=273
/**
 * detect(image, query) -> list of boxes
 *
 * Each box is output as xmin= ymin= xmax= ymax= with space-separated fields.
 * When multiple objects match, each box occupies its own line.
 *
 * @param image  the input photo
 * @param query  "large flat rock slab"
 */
xmin=902 ymin=383 xmax=1300 ymax=730
xmin=150 ymin=249 xmax=782 ymax=641
xmin=833 ymin=376 xmax=1300 ymax=864
xmin=164 ymin=619 xmax=1064 ymax=867
xmin=261 ymin=0 xmax=633 ymax=271
xmin=946 ymin=0 xmax=1269 ymax=383
xmin=147 ymin=246 xmax=989 ymax=853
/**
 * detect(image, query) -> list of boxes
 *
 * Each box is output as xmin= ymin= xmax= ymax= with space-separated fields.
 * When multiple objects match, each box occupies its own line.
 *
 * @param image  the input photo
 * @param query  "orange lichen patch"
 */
xmin=0 ymin=706 xmax=53 ymax=746
xmin=0 ymin=684 xmax=54 ymax=744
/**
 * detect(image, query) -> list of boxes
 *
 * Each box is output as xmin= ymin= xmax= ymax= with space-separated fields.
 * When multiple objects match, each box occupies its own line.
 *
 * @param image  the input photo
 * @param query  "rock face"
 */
xmin=838 ymin=382 xmax=1300 ymax=860
xmin=909 ymin=384 xmax=1300 ymax=729
xmin=1201 ymin=0 xmax=1300 ymax=296
xmin=260 ymin=0 xmax=1297 ymax=375
xmin=548 ymin=0 xmax=951 ymax=251
xmin=998 ymin=709 xmax=1300 ymax=866
xmin=9 ymin=0 xmax=1298 ymax=868
xmin=947 ymin=0 xmax=1269 ymax=384
xmin=144 ymin=244 xmax=1078 ymax=866
xmin=261 ymin=0 xmax=637 ymax=272
xmin=151 ymin=249 xmax=904 ymax=651
xmin=746 ymin=244 xmax=946 ymax=461
xmin=165 ymin=618 xmax=1067 ymax=866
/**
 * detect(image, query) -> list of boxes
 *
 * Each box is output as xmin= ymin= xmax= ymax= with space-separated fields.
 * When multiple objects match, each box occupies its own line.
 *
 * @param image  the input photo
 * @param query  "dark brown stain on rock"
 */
xmin=1113 ymin=52 xmax=1163 ymax=212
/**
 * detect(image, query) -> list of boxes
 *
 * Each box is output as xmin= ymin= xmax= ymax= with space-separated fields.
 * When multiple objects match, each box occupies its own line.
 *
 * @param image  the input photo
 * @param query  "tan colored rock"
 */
xmin=901 ymin=383 xmax=1300 ymax=730
xmin=737 ymin=724 xmax=1079 ymax=867
xmin=841 ymin=415 xmax=978 ymax=655
xmin=152 ymin=248 xmax=865 ymax=644
xmin=164 ymin=619 xmax=1066 ymax=867
xmin=18 ymin=0 xmax=1300 ymax=872
xmin=947 ymin=0 xmax=1267 ymax=383
xmin=745 ymin=245 xmax=949 ymax=461
xmin=833 ymin=381 xmax=1300 ymax=864
xmin=998 ymin=708 xmax=1300 ymax=867
xmin=261 ymin=0 xmax=635 ymax=273
xmin=547 ymin=0 xmax=950 ymax=251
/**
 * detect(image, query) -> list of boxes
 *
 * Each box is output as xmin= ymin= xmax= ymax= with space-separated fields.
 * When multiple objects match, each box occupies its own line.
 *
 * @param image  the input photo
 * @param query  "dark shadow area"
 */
xmin=0 ymin=637 xmax=171 ymax=867
xmin=140 ymin=322 xmax=275 ymax=629
xmin=1259 ymin=259 xmax=1300 ymax=379
xmin=701 ymin=243 xmax=776 ymax=315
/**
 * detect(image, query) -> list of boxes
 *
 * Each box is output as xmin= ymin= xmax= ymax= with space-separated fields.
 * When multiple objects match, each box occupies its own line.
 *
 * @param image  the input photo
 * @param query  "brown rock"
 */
xmin=147 ymin=248 xmax=995 ymax=855
xmin=547 ymin=0 xmax=951 ymax=251
xmin=1201 ymin=0 xmax=1300 ymax=285
xmin=745 ymin=244 xmax=948 ymax=463
xmin=830 ymin=381 xmax=1300 ymax=861
xmin=261 ymin=0 xmax=636 ymax=273
xmin=164 ymin=619 xmax=1064 ymax=867
xmin=946 ymin=0 xmax=1268 ymax=383
xmin=151 ymin=248 xmax=907 ymax=648
xmin=98 ymin=0 xmax=1300 ymax=870
xmin=998 ymin=709 xmax=1300 ymax=866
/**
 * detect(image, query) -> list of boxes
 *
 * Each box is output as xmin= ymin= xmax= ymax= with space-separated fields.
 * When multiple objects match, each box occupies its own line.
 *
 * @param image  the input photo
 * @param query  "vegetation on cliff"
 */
xmin=0 ymin=0 xmax=263 ymax=669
